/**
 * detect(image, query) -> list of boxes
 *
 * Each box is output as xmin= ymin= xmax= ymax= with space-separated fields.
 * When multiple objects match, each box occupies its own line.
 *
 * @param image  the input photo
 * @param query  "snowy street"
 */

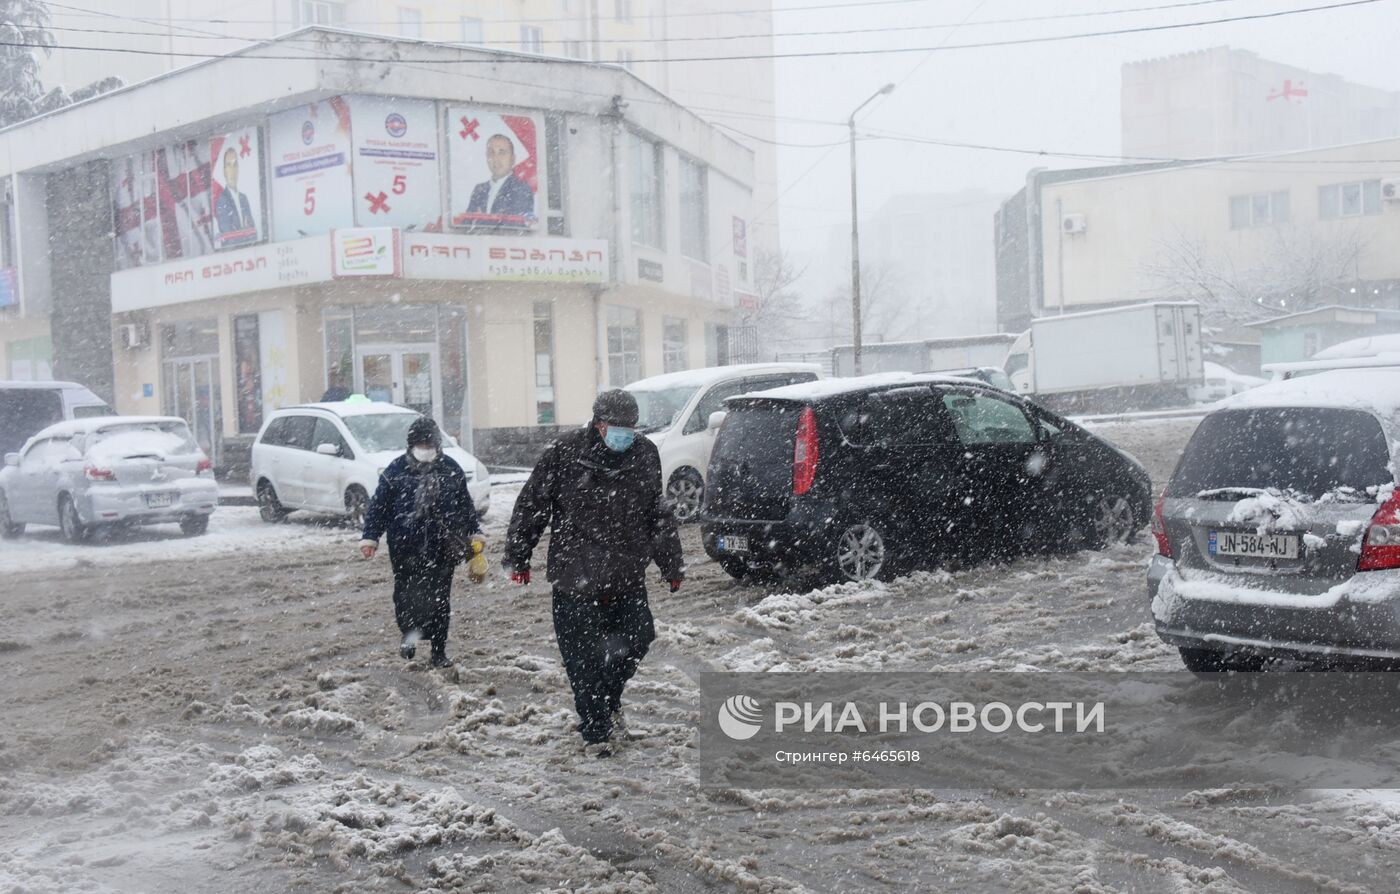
xmin=4 ymin=417 xmax=1400 ymax=893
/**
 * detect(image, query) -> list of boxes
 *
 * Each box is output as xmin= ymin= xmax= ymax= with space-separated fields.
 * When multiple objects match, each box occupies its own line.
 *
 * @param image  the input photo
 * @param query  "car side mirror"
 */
xmin=315 ymin=443 xmax=340 ymax=456
xmin=707 ymin=411 xmax=727 ymax=431
xmin=3 ymin=453 xmax=17 ymax=467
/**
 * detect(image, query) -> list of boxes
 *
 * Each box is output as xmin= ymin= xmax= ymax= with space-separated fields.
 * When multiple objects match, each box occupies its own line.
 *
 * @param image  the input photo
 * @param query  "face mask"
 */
xmin=412 ymin=447 xmax=438 ymax=463
xmin=602 ymin=425 xmax=636 ymax=452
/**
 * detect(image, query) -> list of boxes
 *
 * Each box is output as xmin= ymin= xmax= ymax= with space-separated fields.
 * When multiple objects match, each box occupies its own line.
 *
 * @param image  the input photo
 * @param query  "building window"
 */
xmin=679 ymin=157 xmax=709 ymax=261
xmin=460 ymin=16 xmax=484 ymax=44
xmin=520 ymin=26 xmax=544 ymax=53
xmin=1229 ymin=190 xmax=1289 ymax=229
xmin=607 ymin=305 xmax=642 ymax=386
xmin=628 ymin=132 xmax=663 ymax=249
xmin=564 ymin=40 xmax=585 ymax=59
xmin=705 ymin=322 xmax=729 ymax=367
xmin=296 ymin=0 xmax=344 ymax=25
xmin=663 ymin=317 xmax=688 ymax=373
xmin=616 ymin=49 xmax=634 ymax=70
xmin=1319 ymin=180 xmax=1382 ymax=220
xmin=615 ymin=0 xmax=632 ymax=21
xmin=397 ymin=7 xmax=422 ymax=38
xmin=534 ymin=301 xmax=556 ymax=423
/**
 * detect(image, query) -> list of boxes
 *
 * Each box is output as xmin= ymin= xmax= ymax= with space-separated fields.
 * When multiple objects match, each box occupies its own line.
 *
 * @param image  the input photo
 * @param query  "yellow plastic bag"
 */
xmin=468 ymin=540 xmax=488 ymax=583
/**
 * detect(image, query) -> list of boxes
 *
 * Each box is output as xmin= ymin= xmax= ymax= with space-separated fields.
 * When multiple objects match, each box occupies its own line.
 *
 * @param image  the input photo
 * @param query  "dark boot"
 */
xmin=399 ymin=634 xmax=417 ymax=660
xmin=430 ymin=641 xmax=453 ymax=668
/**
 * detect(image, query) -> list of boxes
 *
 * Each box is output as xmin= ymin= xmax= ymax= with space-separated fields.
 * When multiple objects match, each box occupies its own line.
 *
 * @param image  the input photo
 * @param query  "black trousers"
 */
xmin=390 ymin=554 xmax=455 ymax=652
xmin=552 ymin=587 xmax=656 ymax=743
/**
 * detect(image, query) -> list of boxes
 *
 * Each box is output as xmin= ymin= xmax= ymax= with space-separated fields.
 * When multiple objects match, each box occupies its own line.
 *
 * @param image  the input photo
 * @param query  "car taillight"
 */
xmin=1151 ymin=491 xmax=1173 ymax=558
xmin=1358 ymin=490 xmax=1400 ymax=571
xmin=197 ymin=458 xmax=213 ymax=476
xmin=793 ymin=406 xmax=819 ymax=496
xmin=84 ymin=465 xmax=114 ymax=481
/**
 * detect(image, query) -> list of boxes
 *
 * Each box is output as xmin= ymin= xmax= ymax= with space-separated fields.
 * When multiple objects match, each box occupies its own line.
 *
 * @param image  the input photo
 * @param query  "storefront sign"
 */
xmin=111 ymin=236 xmax=331 ymax=312
xmin=736 ymin=290 xmax=760 ymax=311
xmin=269 ymin=98 xmax=354 ymax=241
xmin=637 ymin=258 xmax=664 ymax=282
xmin=446 ymin=106 xmax=544 ymax=232
xmin=332 ymin=227 xmax=402 ymax=278
xmin=403 ymin=233 xmax=608 ymax=283
xmin=347 ymin=95 xmax=441 ymax=230
xmin=733 ymin=216 xmax=747 ymax=258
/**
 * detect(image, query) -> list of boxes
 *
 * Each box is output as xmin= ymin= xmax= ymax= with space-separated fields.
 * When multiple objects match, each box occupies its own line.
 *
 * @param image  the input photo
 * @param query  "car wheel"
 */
xmin=0 ymin=491 xmax=23 ymax=539
xmin=1088 ymin=494 xmax=1135 ymax=548
xmin=666 ymin=469 xmax=705 ymax=523
xmin=1178 ymin=646 xmax=1267 ymax=674
xmin=58 ymin=495 xmax=90 ymax=544
xmin=257 ymin=480 xmax=289 ymax=523
xmin=835 ymin=523 xmax=889 ymax=582
xmin=179 ymin=514 xmax=210 ymax=537
xmin=344 ymin=485 xmax=369 ymax=529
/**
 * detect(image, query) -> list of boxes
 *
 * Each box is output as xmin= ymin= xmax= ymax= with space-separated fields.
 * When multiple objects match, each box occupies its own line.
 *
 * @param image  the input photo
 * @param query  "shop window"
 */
xmin=438 ymin=306 xmax=469 ymax=441
xmin=607 ymin=305 xmax=642 ymax=387
xmin=705 ymin=322 xmax=729 ymax=367
xmin=324 ymin=315 xmax=354 ymax=398
xmin=534 ymin=301 xmax=556 ymax=423
xmin=233 ymin=314 xmax=262 ymax=434
xmin=663 ymin=317 xmax=688 ymax=373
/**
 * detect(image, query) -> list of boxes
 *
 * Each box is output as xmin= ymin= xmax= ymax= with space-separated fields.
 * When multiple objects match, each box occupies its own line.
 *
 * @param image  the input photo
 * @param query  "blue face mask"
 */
xmin=602 ymin=425 xmax=636 ymax=452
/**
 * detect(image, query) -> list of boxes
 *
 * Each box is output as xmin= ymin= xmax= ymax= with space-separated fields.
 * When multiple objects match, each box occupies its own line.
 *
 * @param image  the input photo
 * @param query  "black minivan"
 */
xmin=701 ymin=376 xmax=1153 ymax=583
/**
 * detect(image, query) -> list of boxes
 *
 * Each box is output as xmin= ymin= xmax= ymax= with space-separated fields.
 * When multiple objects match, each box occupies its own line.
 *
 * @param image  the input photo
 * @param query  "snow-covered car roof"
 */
xmin=0 ymin=379 xmax=91 ymax=390
xmin=277 ymin=401 xmax=420 ymax=418
xmin=733 ymin=372 xmax=995 ymax=403
xmin=1217 ymin=368 xmax=1400 ymax=418
xmin=1312 ymin=333 xmax=1400 ymax=362
xmin=29 ymin=416 xmax=189 ymax=440
xmin=624 ymin=363 xmax=822 ymax=393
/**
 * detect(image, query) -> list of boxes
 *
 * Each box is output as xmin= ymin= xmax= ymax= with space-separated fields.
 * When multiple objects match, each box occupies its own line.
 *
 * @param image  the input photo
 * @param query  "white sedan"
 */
xmin=0 ymin=416 xmax=218 ymax=542
xmin=250 ymin=402 xmax=490 ymax=526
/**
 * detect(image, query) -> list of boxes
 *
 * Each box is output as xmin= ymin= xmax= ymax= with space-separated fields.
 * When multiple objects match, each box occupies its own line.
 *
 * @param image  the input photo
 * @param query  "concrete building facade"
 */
xmin=0 ymin=30 xmax=757 ymax=467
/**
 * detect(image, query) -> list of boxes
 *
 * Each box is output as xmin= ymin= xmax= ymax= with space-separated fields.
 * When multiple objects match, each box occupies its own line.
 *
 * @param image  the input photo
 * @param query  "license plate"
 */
xmin=144 ymin=492 xmax=175 ymax=509
xmin=1209 ymin=530 xmax=1298 ymax=559
xmin=718 ymin=535 xmax=749 ymax=554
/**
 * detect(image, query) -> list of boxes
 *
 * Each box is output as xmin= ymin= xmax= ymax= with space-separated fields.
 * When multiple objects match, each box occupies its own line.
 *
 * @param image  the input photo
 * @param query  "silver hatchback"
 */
xmin=0 ymin=416 xmax=219 ymax=542
xmin=1149 ymin=369 xmax=1400 ymax=669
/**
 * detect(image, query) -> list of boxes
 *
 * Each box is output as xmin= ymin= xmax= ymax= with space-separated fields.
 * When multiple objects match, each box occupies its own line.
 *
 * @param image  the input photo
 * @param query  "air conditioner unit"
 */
xmin=1061 ymin=213 xmax=1087 ymax=235
xmin=118 ymin=323 xmax=145 ymax=350
xmin=1382 ymin=178 xmax=1400 ymax=202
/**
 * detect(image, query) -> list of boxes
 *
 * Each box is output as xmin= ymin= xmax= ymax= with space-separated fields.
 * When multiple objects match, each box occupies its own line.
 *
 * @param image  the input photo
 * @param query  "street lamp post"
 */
xmin=849 ymin=83 xmax=894 ymax=376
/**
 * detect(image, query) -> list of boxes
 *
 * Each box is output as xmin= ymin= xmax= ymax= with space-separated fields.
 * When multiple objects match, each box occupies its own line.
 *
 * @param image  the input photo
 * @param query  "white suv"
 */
xmin=625 ymin=363 xmax=821 ymax=521
xmin=250 ymin=402 xmax=490 ymax=526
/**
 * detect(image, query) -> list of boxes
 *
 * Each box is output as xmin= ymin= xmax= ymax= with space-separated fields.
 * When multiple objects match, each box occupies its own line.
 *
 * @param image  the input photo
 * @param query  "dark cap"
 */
xmin=592 ymin=389 xmax=639 ymax=427
xmin=406 ymin=415 xmax=442 ymax=447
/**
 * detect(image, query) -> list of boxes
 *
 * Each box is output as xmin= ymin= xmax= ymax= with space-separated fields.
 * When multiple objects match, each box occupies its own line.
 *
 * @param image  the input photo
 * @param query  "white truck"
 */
xmin=1003 ymin=302 xmax=1204 ymax=411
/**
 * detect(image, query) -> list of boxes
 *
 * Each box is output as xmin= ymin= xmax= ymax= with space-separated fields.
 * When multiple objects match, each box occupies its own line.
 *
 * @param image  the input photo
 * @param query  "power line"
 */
xmin=41 ymin=0 xmax=1253 ymax=46
xmin=18 ymin=0 xmax=1391 ymax=66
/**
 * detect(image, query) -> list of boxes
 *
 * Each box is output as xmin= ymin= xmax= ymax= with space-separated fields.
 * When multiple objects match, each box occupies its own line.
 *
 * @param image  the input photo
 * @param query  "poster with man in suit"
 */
xmin=210 ymin=127 xmax=265 ymax=250
xmin=448 ymin=108 xmax=543 ymax=231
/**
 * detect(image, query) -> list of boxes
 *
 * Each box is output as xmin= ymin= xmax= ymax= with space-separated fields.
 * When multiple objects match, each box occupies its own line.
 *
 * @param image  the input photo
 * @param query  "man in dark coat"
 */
xmin=360 ymin=416 xmax=482 ymax=668
xmin=505 ymin=390 xmax=684 ymax=753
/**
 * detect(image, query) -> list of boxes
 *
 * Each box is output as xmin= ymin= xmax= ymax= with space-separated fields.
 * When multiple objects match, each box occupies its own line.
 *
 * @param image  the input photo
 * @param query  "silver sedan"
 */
xmin=0 ymin=416 xmax=219 ymax=542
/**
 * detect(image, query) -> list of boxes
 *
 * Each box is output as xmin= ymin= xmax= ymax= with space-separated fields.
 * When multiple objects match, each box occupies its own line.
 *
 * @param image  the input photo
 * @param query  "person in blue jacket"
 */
xmin=358 ymin=416 xmax=482 ymax=668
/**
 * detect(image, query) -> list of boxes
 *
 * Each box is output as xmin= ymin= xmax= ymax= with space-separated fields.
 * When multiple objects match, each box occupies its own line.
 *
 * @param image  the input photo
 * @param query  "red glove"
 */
xmin=669 ymin=579 xmax=682 ymax=593
xmin=511 ymin=569 xmax=531 ymax=585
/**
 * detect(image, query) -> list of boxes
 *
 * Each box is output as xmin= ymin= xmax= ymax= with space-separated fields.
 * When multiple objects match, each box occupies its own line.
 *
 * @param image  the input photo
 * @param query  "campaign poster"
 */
xmin=446 ymin=106 xmax=543 ymax=232
xmin=346 ymin=95 xmax=441 ymax=230
xmin=269 ymin=98 xmax=354 ymax=241
xmin=209 ymin=127 xmax=266 ymax=250
xmin=233 ymin=314 xmax=262 ymax=434
xmin=139 ymin=151 xmax=161 ymax=263
xmin=155 ymin=138 xmax=214 ymax=260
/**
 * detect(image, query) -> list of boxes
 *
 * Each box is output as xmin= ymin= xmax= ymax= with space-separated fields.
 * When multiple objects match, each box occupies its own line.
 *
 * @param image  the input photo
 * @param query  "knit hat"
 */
xmin=592 ymin=389 xmax=640 ymax=427
xmin=406 ymin=415 xmax=442 ymax=448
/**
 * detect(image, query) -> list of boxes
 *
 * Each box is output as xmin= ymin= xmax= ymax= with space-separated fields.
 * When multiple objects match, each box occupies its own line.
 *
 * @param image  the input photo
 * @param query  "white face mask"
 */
xmin=412 ymin=447 xmax=438 ymax=463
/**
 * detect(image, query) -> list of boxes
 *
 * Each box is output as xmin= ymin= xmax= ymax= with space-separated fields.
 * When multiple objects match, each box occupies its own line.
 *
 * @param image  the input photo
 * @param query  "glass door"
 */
xmin=163 ymin=355 xmax=222 ymax=466
xmin=355 ymin=345 xmax=441 ymax=422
